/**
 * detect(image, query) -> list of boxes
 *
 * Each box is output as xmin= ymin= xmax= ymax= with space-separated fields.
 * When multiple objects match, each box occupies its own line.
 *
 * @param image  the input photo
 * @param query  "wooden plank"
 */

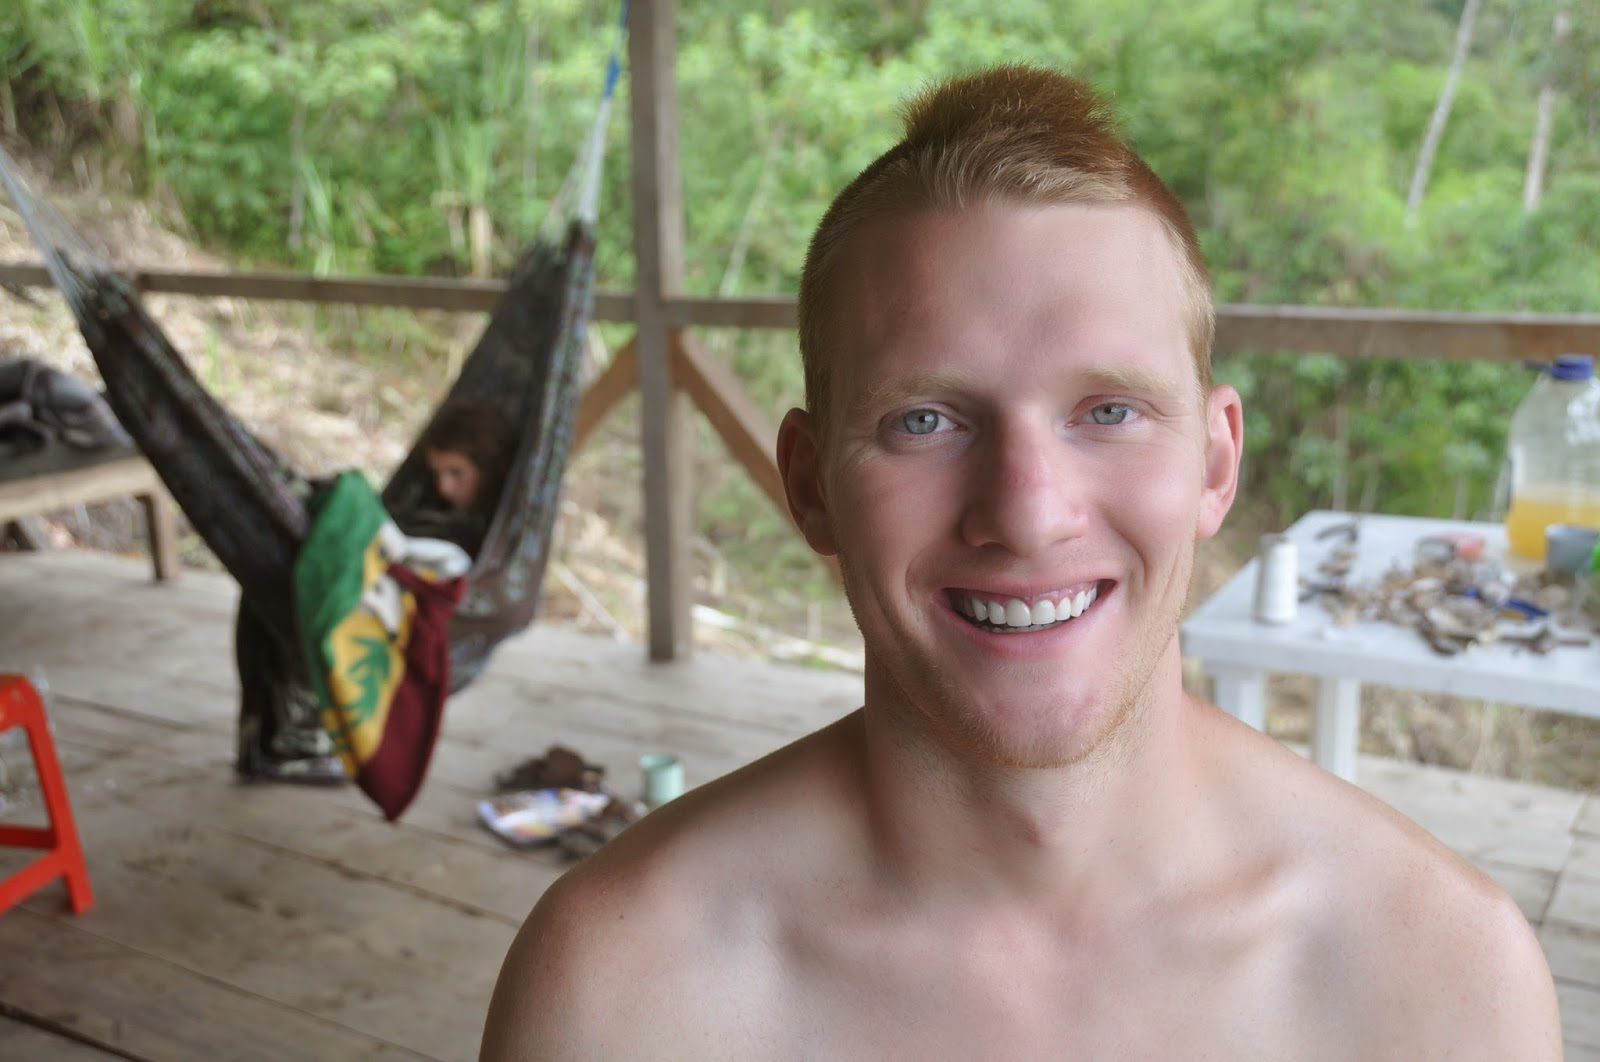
xmin=672 ymin=332 xmax=785 ymax=518
xmin=629 ymin=0 xmax=694 ymax=661
xmin=670 ymin=333 xmax=843 ymax=581
xmin=43 ymin=730 xmax=551 ymax=926
xmin=25 ymin=779 xmax=516 ymax=1062
xmin=1213 ymin=303 xmax=1600 ymax=362
xmin=20 ymin=717 xmax=557 ymax=1051
xmin=0 ymin=455 xmax=162 ymax=523
xmin=0 ymin=908 xmax=423 ymax=1061
xmin=25 ymin=660 xmax=237 ymax=733
xmin=138 ymin=488 xmax=180 ymax=582
xmin=664 ymin=293 xmax=797 ymax=329
xmin=0 ymin=1012 xmax=121 ymax=1060
xmin=0 ymin=261 xmax=634 ymax=321
xmin=571 ymin=336 xmax=639 ymax=450
xmin=217 ymin=797 xmax=563 ymax=926
xmin=476 ymin=624 xmax=859 ymax=736
xmin=436 ymin=675 xmax=814 ymax=779
xmin=9 ymin=258 xmax=1600 ymax=358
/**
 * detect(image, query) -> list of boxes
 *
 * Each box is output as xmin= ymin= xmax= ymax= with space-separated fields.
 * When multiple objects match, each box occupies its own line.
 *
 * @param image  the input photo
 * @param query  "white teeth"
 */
xmin=959 ymin=585 xmax=1099 ymax=629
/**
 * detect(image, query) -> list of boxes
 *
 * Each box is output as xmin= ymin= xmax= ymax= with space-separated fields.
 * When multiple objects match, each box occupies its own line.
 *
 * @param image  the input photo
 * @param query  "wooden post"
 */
xmin=138 ymin=488 xmax=180 ymax=583
xmin=629 ymin=0 xmax=695 ymax=661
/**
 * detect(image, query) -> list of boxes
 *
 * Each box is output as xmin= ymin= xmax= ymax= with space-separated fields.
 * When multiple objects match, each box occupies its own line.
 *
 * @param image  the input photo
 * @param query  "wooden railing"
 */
xmin=5 ymin=261 xmax=1598 ymax=362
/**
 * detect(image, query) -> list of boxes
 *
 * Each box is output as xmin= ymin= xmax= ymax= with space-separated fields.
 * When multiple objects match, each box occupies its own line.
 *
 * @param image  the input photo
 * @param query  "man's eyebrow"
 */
xmin=1075 ymin=364 xmax=1190 ymax=399
xmin=846 ymin=370 xmax=984 ymax=418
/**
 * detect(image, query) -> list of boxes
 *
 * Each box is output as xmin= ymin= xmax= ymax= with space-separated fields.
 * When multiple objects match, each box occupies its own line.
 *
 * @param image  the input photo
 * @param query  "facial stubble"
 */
xmin=836 ymin=530 xmax=1196 ymax=775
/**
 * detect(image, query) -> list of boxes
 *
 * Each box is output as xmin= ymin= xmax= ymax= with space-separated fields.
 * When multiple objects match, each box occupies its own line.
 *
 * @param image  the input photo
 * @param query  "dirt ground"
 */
xmin=3 ymin=153 xmax=1596 ymax=793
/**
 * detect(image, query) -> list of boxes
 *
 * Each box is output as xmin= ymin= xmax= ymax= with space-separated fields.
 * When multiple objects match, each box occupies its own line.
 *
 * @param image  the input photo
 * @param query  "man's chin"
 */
xmin=912 ymin=691 xmax=1135 ymax=772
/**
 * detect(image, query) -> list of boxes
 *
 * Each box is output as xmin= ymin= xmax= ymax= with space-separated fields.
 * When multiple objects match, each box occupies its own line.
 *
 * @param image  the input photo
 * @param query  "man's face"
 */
xmin=779 ymin=203 xmax=1241 ymax=768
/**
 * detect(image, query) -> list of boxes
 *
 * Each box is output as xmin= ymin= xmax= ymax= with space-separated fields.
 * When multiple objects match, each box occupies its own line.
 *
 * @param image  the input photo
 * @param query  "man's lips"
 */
xmin=945 ymin=580 xmax=1109 ymax=631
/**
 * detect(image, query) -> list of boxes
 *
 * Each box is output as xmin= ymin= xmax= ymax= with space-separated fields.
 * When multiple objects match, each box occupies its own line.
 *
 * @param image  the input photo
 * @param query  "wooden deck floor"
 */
xmin=0 ymin=549 xmax=1597 ymax=1059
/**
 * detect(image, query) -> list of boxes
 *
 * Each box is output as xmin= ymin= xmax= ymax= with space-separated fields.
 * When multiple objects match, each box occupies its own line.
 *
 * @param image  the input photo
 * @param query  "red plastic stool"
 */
xmin=0 ymin=674 xmax=94 ymax=915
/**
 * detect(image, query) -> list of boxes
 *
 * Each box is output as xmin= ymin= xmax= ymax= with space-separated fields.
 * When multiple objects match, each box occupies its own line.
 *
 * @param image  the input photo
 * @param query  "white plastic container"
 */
xmin=1504 ymin=354 xmax=1600 ymax=561
xmin=1252 ymin=534 xmax=1299 ymax=625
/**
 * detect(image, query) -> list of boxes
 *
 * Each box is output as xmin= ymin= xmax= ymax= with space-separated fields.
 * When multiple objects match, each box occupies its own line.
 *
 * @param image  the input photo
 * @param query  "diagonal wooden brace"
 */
xmin=569 ymin=328 xmax=840 ymax=583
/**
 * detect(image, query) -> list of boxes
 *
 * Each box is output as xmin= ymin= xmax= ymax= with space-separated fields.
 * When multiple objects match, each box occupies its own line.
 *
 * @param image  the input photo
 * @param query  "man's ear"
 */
xmin=776 ymin=408 xmax=838 ymax=556
xmin=1197 ymin=384 xmax=1243 ymax=540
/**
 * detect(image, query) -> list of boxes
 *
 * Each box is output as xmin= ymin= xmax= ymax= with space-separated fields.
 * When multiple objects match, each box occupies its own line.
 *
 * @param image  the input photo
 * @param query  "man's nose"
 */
xmin=958 ymin=418 xmax=1087 ymax=556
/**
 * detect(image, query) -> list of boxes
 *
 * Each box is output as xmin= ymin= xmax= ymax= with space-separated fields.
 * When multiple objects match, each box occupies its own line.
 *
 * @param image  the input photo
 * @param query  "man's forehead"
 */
xmin=837 ymin=205 xmax=1180 ymax=321
xmin=816 ymin=201 xmax=1201 ymax=415
xmin=838 ymin=201 xmax=1178 ymax=279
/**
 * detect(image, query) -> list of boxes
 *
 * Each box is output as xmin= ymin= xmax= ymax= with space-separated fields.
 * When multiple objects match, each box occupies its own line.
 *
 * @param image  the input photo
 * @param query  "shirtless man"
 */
xmin=482 ymin=66 xmax=1562 ymax=1059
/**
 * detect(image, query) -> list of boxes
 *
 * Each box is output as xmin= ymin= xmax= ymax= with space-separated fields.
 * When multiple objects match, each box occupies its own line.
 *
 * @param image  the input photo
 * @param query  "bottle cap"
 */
xmin=1551 ymin=354 xmax=1595 ymax=381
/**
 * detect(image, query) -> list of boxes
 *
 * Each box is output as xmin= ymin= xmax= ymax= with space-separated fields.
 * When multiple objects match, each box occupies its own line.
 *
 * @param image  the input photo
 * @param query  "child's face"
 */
xmin=425 ymin=448 xmax=482 ymax=511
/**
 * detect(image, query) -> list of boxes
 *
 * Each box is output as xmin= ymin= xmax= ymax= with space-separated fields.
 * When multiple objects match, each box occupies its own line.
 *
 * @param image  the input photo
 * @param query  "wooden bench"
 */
xmin=0 ymin=445 xmax=179 ymax=582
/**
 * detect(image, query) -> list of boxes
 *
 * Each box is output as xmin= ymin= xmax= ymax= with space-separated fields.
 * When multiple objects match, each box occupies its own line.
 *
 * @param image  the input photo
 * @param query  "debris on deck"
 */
xmin=478 ymin=743 xmax=645 ymax=859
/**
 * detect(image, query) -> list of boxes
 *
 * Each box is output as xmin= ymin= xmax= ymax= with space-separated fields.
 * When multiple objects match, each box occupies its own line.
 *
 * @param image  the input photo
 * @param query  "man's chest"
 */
xmin=761 ymin=925 xmax=1331 ymax=1060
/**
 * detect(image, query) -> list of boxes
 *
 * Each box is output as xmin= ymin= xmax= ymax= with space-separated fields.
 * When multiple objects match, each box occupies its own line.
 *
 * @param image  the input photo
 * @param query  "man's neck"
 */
xmin=854 ymin=642 xmax=1209 ymax=914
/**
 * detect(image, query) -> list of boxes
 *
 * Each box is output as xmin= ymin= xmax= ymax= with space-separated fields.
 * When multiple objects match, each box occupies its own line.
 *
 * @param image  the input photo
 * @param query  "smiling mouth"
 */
xmin=948 ymin=583 xmax=1105 ymax=633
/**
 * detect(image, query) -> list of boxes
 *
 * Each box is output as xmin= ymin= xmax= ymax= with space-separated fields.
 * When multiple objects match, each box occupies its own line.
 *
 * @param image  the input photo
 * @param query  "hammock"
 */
xmin=0 ymin=7 xmax=626 ymax=819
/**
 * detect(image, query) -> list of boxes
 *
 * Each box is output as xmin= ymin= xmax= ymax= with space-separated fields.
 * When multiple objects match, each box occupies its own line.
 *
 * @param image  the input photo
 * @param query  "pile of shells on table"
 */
xmin=1301 ymin=523 xmax=1598 ymax=658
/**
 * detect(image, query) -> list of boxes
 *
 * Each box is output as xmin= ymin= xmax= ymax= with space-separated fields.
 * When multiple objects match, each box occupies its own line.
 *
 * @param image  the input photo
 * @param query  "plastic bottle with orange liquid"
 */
xmin=1504 ymin=354 xmax=1600 ymax=561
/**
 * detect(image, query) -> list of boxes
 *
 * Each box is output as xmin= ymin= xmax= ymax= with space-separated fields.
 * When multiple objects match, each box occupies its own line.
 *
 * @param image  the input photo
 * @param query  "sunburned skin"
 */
xmin=481 ymin=197 xmax=1562 ymax=1062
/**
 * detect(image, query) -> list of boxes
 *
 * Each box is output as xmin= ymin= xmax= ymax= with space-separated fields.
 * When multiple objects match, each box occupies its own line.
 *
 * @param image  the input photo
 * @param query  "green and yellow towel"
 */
xmin=294 ymin=472 xmax=468 ymax=820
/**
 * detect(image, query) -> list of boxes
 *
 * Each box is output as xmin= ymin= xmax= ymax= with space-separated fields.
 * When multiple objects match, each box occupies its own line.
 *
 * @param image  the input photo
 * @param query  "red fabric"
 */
xmin=357 ymin=565 xmax=466 ymax=821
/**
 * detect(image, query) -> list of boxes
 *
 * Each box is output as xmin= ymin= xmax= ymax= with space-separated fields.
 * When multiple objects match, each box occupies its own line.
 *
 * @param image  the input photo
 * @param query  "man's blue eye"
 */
xmin=902 ymin=410 xmax=942 ymax=435
xmin=1090 ymin=403 xmax=1132 ymax=425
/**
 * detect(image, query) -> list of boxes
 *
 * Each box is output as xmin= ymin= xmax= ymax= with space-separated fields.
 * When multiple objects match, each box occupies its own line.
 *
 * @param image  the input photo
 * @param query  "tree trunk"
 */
xmin=1406 ymin=0 xmax=1485 ymax=225
xmin=1523 ymin=9 xmax=1571 ymax=213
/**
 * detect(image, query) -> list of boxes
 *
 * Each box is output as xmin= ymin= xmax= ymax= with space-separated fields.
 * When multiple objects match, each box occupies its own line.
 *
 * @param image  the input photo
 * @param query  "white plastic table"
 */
xmin=1181 ymin=510 xmax=1600 ymax=780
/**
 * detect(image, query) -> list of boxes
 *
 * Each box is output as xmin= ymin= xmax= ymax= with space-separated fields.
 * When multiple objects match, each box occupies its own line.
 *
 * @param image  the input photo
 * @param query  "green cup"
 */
xmin=640 ymin=753 xmax=684 ymax=809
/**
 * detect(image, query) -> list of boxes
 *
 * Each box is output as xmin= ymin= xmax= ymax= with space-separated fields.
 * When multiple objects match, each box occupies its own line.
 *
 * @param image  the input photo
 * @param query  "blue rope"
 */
xmin=602 ymin=0 xmax=631 ymax=102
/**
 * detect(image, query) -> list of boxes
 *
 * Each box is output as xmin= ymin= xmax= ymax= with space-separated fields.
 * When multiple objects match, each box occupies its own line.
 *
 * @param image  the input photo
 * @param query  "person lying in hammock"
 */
xmin=392 ymin=398 xmax=516 ymax=557
xmin=235 ymin=399 xmax=513 ymax=787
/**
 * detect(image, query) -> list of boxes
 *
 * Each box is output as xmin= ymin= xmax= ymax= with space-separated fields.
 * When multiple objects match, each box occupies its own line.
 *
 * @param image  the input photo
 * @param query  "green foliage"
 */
xmin=4 ymin=0 xmax=1599 ymax=546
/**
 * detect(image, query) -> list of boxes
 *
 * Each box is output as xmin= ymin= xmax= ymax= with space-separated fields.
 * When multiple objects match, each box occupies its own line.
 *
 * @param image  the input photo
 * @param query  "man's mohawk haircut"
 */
xmin=885 ymin=65 xmax=1136 ymax=207
xmin=903 ymin=65 xmax=1114 ymax=154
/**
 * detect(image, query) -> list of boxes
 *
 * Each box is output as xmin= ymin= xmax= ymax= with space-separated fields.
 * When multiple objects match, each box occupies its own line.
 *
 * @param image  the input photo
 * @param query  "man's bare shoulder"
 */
xmin=1198 ymin=703 xmax=1562 ymax=1056
xmin=481 ymin=713 xmax=864 ymax=1059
